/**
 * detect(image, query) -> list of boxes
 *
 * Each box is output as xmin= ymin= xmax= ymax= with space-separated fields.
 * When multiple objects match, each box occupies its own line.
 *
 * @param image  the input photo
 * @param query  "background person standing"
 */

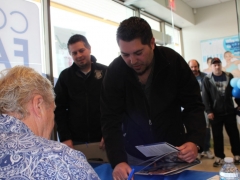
xmin=202 ymin=57 xmax=240 ymax=167
xmin=188 ymin=59 xmax=214 ymax=160
xmin=54 ymin=34 xmax=107 ymax=150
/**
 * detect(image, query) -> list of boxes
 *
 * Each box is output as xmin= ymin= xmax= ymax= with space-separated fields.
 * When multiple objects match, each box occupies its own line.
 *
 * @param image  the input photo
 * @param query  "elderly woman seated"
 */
xmin=0 ymin=66 xmax=100 ymax=179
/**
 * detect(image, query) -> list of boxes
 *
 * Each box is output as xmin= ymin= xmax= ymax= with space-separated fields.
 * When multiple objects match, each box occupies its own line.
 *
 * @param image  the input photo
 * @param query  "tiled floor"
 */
xmin=189 ymin=122 xmax=240 ymax=172
xmin=189 ymin=146 xmax=240 ymax=172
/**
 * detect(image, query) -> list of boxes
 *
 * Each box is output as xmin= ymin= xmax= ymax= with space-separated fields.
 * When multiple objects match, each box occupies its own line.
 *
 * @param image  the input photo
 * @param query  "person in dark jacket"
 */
xmin=100 ymin=17 xmax=206 ymax=180
xmin=202 ymin=57 xmax=240 ymax=167
xmin=54 ymin=34 xmax=107 ymax=149
xmin=188 ymin=59 xmax=214 ymax=160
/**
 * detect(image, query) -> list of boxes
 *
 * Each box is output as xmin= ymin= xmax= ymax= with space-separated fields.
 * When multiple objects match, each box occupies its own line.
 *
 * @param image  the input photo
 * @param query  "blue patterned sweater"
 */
xmin=0 ymin=114 xmax=100 ymax=180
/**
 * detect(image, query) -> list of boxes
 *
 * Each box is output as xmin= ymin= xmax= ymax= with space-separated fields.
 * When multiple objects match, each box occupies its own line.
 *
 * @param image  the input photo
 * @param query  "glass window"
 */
xmin=51 ymin=0 xmax=133 ymax=23
xmin=50 ymin=0 xmax=134 ymax=80
xmin=165 ymin=24 xmax=182 ymax=55
xmin=140 ymin=14 xmax=160 ymax=31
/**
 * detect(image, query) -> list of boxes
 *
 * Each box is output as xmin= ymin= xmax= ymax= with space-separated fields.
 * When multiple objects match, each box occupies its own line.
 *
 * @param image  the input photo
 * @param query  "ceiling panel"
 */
xmin=182 ymin=0 xmax=232 ymax=9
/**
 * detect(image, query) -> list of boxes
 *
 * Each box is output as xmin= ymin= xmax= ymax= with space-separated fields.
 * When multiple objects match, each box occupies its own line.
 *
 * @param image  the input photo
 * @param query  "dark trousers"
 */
xmin=203 ymin=127 xmax=211 ymax=151
xmin=209 ymin=114 xmax=240 ymax=158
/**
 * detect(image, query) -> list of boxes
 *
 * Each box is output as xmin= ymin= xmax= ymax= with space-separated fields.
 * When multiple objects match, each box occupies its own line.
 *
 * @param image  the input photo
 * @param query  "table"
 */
xmin=93 ymin=163 xmax=218 ymax=180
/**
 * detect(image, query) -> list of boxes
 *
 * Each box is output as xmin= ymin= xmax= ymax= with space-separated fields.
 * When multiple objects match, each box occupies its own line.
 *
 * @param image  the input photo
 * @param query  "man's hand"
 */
xmin=62 ymin=139 xmax=74 ymax=148
xmin=177 ymin=142 xmax=198 ymax=163
xmin=207 ymin=113 xmax=214 ymax=120
xmin=113 ymin=162 xmax=133 ymax=180
xmin=99 ymin=137 xmax=105 ymax=150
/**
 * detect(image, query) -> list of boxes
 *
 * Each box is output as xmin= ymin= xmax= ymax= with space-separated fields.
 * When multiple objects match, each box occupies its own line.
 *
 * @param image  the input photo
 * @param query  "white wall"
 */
xmin=174 ymin=0 xmax=195 ymax=25
xmin=182 ymin=0 xmax=237 ymax=70
xmin=154 ymin=0 xmax=195 ymax=26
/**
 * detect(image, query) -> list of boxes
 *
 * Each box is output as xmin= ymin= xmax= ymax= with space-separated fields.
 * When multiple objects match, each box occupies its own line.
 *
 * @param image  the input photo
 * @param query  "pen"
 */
xmin=127 ymin=168 xmax=135 ymax=180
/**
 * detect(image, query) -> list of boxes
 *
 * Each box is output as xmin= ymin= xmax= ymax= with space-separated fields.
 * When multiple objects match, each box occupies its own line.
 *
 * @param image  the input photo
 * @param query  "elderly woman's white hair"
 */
xmin=0 ymin=66 xmax=54 ymax=119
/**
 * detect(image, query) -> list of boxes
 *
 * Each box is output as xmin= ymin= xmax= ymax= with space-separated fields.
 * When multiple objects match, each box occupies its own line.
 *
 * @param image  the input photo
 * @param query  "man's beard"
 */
xmin=78 ymin=61 xmax=91 ymax=70
xmin=192 ymin=70 xmax=199 ymax=76
xmin=135 ymin=57 xmax=154 ymax=76
xmin=136 ymin=65 xmax=151 ymax=76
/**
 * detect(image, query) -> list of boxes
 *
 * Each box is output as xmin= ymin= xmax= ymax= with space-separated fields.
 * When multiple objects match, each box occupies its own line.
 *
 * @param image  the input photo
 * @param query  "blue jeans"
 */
xmin=210 ymin=114 xmax=240 ymax=158
xmin=203 ymin=127 xmax=211 ymax=151
xmin=203 ymin=112 xmax=211 ymax=152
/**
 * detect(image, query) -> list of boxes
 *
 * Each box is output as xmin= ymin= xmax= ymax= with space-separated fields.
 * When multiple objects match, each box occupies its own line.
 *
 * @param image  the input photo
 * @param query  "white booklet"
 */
xmin=135 ymin=142 xmax=178 ymax=157
xmin=135 ymin=142 xmax=201 ymax=176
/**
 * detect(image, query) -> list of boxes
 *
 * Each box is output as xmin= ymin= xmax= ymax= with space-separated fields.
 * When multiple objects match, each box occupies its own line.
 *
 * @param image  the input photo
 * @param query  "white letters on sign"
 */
xmin=0 ymin=0 xmax=41 ymax=73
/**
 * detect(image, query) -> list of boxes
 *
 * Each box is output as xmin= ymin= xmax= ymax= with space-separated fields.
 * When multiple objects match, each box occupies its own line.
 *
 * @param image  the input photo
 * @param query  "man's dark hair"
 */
xmin=67 ymin=34 xmax=91 ymax=51
xmin=116 ymin=16 xmax=153 ymax=46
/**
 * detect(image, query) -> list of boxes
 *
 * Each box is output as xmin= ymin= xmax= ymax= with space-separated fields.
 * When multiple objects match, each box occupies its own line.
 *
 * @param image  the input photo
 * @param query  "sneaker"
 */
xmin=201 ymin=151 xmax=206 ymax=158
xmin=206 ymin=150 xmax=214 ymax=159
xmin=234 ymin=155 xmax=240 ymax=165
xmin=213 ymin=157 xmax=224 ymax=167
